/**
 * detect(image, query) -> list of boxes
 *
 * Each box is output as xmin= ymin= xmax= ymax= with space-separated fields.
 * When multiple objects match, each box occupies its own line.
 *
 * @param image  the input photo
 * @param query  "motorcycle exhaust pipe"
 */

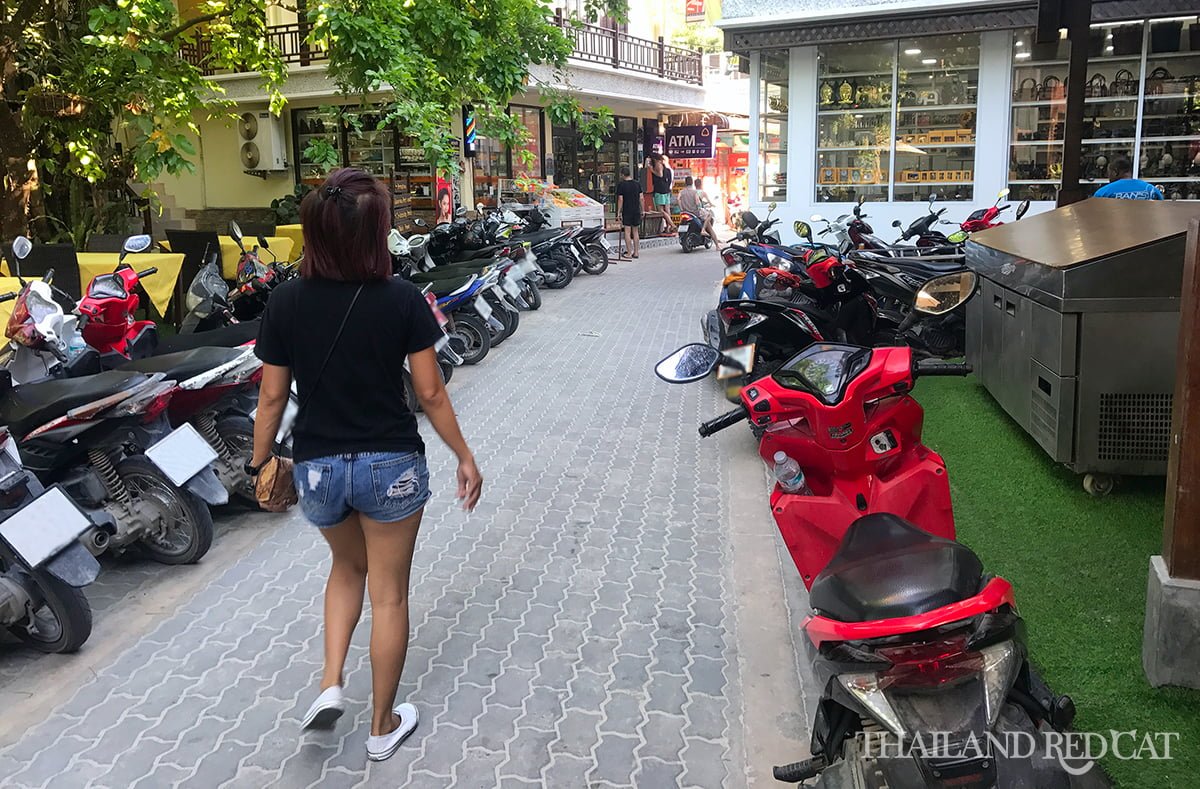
xmin=83 ymin=527 xmax=109 ymax=555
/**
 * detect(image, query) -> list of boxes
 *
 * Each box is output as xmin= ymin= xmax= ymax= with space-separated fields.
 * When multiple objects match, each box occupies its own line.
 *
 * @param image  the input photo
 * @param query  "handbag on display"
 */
xmin=1040 ymin=75 xmax=1065 ymax=101
xmin=1014 ymin=77 xmax=1039 ymax=101
xmin=1113 ymin=25 xmax=1142 ymax=55
xmin=1084 ymin=74 xmax=1108 ymax=98
xmin=1111 ymin=69 xmax=1137 ymax=97
xmin=1151 ymin=21 xmax=1184 ymax=53
xmin=1146 ymin=67 xmax=1173 ymax=95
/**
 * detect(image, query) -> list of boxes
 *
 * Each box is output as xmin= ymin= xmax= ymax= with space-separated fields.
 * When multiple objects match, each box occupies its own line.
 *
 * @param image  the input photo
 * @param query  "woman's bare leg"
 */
xmin=361 ymin=509 xmax=423 ymax=735
xmin=317 ymin=512 xmax=368 ymax=690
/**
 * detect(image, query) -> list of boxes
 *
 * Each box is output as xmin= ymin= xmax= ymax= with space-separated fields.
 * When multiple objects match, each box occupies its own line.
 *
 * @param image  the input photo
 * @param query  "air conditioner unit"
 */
xmin=237 ymin=110 xmax=287 ymax=172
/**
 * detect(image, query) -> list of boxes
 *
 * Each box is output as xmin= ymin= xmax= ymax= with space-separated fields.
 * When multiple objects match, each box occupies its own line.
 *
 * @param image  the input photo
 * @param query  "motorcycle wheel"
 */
xmin=546 ymin=251 xmax=577 ymax=289
xmin=521 ymin=280 xmax=542 ymax=311
xmin=681 ymin=235 xmax=696 ymax=253
xmin=216 ymin=414 xmax=256 ymax=504
xmin=449 ymin=313 xmax=491 ymax=365
xmin=583 ymin=242 xmax=610 ymax=275
xmin=119 ymin=456 xmax=214 ymax=565
xmin=438 ymin=358 xmax=454 ymax=384
xmin=481 ymin=301 xmax=510 ymax=347
xmin=0 ymin=548 xmax=92 ymax=653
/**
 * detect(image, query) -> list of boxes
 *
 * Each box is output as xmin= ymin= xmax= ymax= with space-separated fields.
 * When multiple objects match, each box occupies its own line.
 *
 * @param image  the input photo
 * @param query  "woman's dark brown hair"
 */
xmin=299 ymin=168 xmax=391 ymax=281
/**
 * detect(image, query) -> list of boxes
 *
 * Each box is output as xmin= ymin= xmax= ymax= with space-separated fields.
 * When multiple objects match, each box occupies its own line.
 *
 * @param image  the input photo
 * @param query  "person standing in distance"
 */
xmin=615 ymin=165 xmax=642 ymax=259
xmin=648 ymin=153 xmax=676 ymax=234
xmin=249 ymin=168 xmax=483 ymax=763
xmin=1093 ymin=158 xmax=1163 ymax=200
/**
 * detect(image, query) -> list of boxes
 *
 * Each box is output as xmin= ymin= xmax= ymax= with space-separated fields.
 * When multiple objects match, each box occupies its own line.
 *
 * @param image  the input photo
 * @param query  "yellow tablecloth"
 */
xmin=0 ymin=277 xmax=25 ymax=329
xmin=274 ymin=225 xmax=305 ymax=262
xmin=219 ymin=237 xmax=295 ymax=279
xmin=75 ymin=252 xmax=186 ymax=316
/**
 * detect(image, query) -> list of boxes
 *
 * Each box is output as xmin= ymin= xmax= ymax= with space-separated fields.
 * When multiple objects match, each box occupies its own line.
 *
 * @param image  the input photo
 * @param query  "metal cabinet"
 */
xmin=965 ymin=199 xmax=1197 ymax=489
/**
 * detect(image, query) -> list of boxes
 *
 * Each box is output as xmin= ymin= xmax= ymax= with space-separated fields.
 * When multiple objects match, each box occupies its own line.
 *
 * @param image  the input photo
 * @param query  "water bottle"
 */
xmin=772 ymin=451 xmax=812 ymax=495
xmin=65 ymin=332 xmax=88 ymax=360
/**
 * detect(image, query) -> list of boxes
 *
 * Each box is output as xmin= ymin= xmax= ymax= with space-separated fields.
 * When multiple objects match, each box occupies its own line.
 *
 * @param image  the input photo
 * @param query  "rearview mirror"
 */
xmin=810 ymin=214 xmax=825 ymax=223
xmin=857 ymin=195 xmax=866 ymax=206
xmin=1015 ymin=199 xmax=1031 ymax=220
xmin=454 ymin=207 xmax=467 ymax=219
xmin=257 ymin=235 xmax=270 ymax=249
xmin=229 ymin=220 xmax=244 ymax=245
xmin=768 ymin=201 xmax=778 ymax=211
xmin=915 ymin=271 xmax=977 ymax=315
xmin=793 ymin=221 xmax=813 ymax=242
xmin=476 ymin=202 xmax=485 ymax=212
xmin=11 ymin=236 xmax=31 ymax=260
xmin=413 ymin=218 xmax=428 ymax=228
xmin=998 ymin=188 xmax=1011 ymax=199
xmin=387 ymin=228 xmax=406 ymax=256
xmin=928 ymin=194 xmax=938 ymax=205
xmin=892 ymin=219 xmax=903 ymax=228
xmin=123 ymin=234 xmax=152 ymax=254
xmin=655 ymin=343 xmax=721 ymax=383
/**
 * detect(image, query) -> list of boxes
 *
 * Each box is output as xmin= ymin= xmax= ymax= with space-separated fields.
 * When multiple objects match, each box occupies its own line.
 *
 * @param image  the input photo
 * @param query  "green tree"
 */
xmin=0 ymin=0 xmax=286 ymax=242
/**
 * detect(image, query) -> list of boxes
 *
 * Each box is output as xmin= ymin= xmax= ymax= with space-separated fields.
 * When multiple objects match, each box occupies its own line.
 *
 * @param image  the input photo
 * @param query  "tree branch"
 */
xmin=161 ymin=10 xmax=232 ymax=42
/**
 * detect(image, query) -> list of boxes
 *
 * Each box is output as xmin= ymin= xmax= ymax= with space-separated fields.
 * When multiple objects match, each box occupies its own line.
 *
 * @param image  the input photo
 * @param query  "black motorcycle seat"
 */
xmin=453 ymin=245 xmax=506 ymax=261
xmin=510 ymin=229 xmax=563 ymax=245
xmin=121 ymin=347 xmax=246 ymax=381
xmin=156 ymin=321 xmax=261 ymax=355
xmin=0 ymin=370 xmax=148 ymax=438
xmin=410 ymin=274 xmax=475 ymax=296
xmin=809 ymin=514 xmax=983 ymax=623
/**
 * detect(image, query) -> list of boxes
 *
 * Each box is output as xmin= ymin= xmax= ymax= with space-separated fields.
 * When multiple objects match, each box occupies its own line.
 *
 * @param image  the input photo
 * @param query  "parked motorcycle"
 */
xmin=75 ymin=235 xmax=160 ymax=363
xmin=0 ymin=442 xmax=102 ymax=653
xmin=655 ymin=342 xmax=1077 ymax=788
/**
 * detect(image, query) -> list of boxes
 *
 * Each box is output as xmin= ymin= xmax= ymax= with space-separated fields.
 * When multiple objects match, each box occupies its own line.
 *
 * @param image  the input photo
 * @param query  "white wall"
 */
xmin=748 ymin=29 xmax=1054 ymax=245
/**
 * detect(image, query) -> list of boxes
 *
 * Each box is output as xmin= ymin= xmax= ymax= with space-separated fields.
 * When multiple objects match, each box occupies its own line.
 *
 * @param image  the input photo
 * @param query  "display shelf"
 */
xmin=1083 ymin=137 xmax=1137 ymax=144
xmin=761 ymin=111 xmax=790 ymax=119
xmin=1142 ymin=134 xmax=1200 ymax=142
xmin=1011 ymin=140 xmax=1064 ymax=146
xmin=817 ymin=69 xmax=894 ymax=80
xmin=818 ymin=107 xmax=891 ymax=115
xmin=816 ymin=145 xmax=879 ymax=151
xmin=1015 ymin=54 xmax=1143 ymax=67
xmin=1011 ymin=96 xmax=1141 ymax=107
xmin=1145 ymin=51 xmax=1200 ymax=61
xmin=1008 ymin=179 xmax=1066 ymax=184
xmin=892 ymin=181 xmax=972 ymax=186
xmin=899 ymin=65 xmax=980 ymax=76
xmin=1143 ymin=93 xmax=1200 ymax=102
xmin=895 ymin=144 xmax=976 ymax=151
xmin=896 ymin=103 xmax=978 ymax=113
xmin=762 ymin=148 xmax=789 ymax=154
xmin=1141 ymin=176 xmax=1200 ymax=182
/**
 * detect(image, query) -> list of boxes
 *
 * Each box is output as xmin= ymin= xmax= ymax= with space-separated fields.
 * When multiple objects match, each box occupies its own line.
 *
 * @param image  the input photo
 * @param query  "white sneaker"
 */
xmin=301 ymin=686 xmax=345 ymax=729
xmin=366 ymin=703 xmax=419 ymax=762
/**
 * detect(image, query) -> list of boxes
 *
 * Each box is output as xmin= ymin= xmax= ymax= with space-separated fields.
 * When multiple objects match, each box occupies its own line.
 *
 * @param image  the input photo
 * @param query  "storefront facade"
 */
xmin=724 ymin=2 xmax=1200 ymax=242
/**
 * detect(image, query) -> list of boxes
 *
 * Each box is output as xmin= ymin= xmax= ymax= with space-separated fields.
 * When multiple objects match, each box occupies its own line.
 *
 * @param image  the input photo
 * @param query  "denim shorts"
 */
xmin=293 ymin=451 xmax=431 ymax=527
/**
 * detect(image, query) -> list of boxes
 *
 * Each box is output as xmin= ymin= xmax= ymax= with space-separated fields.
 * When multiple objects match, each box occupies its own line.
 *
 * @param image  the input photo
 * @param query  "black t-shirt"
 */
xmin=651 ymin=166 xmax=672 ymax=194
xmin=255 ymin=277 xmax=442 ymax=462
xmin=616 ymin=179 xmax=642 ymax=217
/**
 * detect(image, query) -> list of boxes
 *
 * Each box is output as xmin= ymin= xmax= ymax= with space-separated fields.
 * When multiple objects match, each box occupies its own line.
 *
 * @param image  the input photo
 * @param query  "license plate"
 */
xmin=473 ymin=295 xmax=493 ymax=321
xmin=145 ymin=423 xmax=218 ymax=487
xmin=519 ymin=256 xmax=537 ymax=276
xmin=435 ymin=334 xmax=450 ymax=352
xmin=0 ymin=486 xmax=91 ymax=567
xmin=601 ymin=237 xmax=614 ymax=251
xmin=500 ymin=277 xmax=521 ymax=298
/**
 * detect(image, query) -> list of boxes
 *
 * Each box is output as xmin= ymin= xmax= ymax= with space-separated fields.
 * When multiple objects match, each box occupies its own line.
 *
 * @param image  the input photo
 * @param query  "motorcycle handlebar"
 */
xmin=41 ymin=268 xmax=55 ymax=284
xmin=999 ymin=204 xmax=1011 ymax=211
xmin=137 ymin=267 xmax=158 ymax=279
xmin=0 ymin=292 xmax=16 ymax=302
xmin=914 ymin=359 xmax=973 ymax=377
xmin=698 ymin=407 xmax=746 ymax=438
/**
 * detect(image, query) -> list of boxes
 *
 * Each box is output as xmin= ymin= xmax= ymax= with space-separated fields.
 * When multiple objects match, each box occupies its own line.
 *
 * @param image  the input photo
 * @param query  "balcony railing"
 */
xmin=182 ymin=18 xmax=703 ymax=86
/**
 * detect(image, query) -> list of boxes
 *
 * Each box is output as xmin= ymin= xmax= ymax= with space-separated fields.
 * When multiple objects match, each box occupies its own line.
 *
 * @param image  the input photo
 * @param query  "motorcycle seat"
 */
xmin=453 ymin=246 xmax=506 ymax=261
xmin=509 ymin=229 xmax=563 ymax=246
xmin=411 ymin=273 xmax=476 ymax=295
xmin=0 ymin=370 xmax=148 ymax=438
xmin=155 ymin=321 xmax=261 ymax=355
xmin=809 ymin=514 xmax=983 ymax=623
xmin=120 ymin=347 xmax=246 ymax=381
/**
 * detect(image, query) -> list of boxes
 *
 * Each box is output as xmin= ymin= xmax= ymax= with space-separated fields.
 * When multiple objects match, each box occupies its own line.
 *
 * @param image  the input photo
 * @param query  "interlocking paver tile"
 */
xmin=0 ymin=248 xmax=744 ymax=788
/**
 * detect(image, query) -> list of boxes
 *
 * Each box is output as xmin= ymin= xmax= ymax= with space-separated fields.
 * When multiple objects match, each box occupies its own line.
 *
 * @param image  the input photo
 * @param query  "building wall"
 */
xmin=723 ymin=0 xmax=973 ymax=19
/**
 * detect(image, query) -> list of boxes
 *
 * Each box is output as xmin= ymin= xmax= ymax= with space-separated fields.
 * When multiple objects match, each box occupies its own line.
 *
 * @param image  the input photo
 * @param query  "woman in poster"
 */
xmin=435 ymin=178 xmax=453 ymax=224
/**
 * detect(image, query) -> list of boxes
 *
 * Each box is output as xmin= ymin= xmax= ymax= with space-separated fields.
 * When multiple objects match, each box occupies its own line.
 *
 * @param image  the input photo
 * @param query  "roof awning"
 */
xmin=665 ymin=111 xmax=747 ymax=130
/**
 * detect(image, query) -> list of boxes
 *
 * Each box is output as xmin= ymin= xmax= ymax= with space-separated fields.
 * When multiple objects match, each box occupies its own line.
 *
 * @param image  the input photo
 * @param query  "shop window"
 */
xmin=892 ymin=34 xmax=979 ymax=202
xmin=474 ymin=135 xmax=509 ymax=207
xmin=294 ymin=108 xmax=343 ymax=186
xmin=513 ymin=106 xmax=544 ymax=178
xmin=1140 ymin=18 xmax=1200 ymax=200
xmin=1008 ymin=24 xmax=1143 ymax=201
xmin=345 ymin=111 xmax=395 ymax=179
xmin=759 ymin=49 xmax=789 ymax=202
xmin=816 ymin=42 xmax=892 ymax=202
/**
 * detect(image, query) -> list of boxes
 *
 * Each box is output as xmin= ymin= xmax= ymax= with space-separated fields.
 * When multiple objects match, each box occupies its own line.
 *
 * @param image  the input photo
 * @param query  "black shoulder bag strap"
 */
xmin=298 ymin=283 xmax=364 ymax=415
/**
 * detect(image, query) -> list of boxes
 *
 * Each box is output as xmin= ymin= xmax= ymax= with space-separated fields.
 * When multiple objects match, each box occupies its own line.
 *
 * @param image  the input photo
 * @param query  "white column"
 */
xmin=973 ymin=30 xmax=1015 ymax=204
xmin=789 ymin=46 xmax=818 ymax=215
xmin=748 ymin=50 xmax=760 ymax=207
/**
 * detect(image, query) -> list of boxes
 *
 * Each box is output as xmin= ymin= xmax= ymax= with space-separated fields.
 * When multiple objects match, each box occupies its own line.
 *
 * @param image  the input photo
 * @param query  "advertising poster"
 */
xmin=435 ymin=177 xmax=454 ymax=224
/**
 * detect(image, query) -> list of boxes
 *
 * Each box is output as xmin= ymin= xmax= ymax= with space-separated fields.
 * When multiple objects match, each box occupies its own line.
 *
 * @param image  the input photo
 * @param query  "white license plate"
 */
xmin=0 ymin=486 xmax=91 ymax=567
xmin=500 ymin=277 xmax=521 ymax=298
xmin=473 ymin=295 xmax=493 ymax=321
xmin=601 ymin=237 xmax=614 ymax=251
xmin=145 ymin=423 xmax=218 ymax=487
xmin=519 ymin=257 xmax=537 ymax=276
xmin=435 ymin=334 xmax=450 ymax=352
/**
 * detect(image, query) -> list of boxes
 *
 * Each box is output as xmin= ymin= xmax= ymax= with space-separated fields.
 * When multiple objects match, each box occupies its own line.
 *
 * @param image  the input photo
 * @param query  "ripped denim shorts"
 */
xmin=293 ymin=451 xmax=431 ymax=527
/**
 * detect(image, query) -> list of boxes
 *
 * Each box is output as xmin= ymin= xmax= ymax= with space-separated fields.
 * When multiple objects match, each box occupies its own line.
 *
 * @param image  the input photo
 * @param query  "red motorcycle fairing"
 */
xmin=78 ymin=268 xmax=157 ymax=358
xmin=741 ymin=345 xmax=956 ymax=586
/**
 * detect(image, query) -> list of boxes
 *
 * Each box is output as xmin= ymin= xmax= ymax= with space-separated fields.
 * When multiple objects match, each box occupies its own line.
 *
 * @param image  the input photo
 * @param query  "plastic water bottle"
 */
xmin=65 ymin=332 xmax=88 ymax=360
xmin=772 ymin=451 xmax=812 ymax=495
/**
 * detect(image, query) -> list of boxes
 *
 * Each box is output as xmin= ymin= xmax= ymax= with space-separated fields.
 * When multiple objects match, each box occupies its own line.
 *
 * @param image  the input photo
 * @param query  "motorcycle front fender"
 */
xmin=184 ymin=466 xmax=229 ymax=506
xmin=44 ymin=541 xmax=101 ymax=588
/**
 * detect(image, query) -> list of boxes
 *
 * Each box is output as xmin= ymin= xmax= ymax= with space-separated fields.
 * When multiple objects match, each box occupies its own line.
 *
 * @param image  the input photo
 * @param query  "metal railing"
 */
xmin=183 ymin=18 xmax=702 ymax=85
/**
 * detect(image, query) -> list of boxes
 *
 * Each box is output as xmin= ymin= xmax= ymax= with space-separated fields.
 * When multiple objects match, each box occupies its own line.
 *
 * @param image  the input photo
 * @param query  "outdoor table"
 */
xmin=274 ymin=224 xmax=305 ymax=262
xmin=0 ymin=277 xmax=25 ymax=328
xmin=218 ymin=237 xmax=294 ymax=279
xmin=75 ymin=252 xmax=186 ymax=317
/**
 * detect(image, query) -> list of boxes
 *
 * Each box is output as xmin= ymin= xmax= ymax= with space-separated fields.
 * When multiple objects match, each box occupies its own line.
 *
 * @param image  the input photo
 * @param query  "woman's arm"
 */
xmin=251 ymin=363 xmax=292 ymax=468
xmin=409 ymin=346 xmax=482 ymax=510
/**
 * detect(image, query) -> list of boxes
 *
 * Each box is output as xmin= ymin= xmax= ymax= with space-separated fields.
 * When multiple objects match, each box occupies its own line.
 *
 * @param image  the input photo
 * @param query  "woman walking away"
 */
xmin=249 ymin=168 xmax=483 ymax=762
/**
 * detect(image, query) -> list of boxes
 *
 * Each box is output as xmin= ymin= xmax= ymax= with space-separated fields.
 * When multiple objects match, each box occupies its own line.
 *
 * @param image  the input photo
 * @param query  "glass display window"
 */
xmin=816 ymin=41 xmax=893 ymax=202
xmin=1140 ymin=18 xmax=1200 ymax=199
xmin=759 ymin=49 xmax=789 ymax=202
xmin=892 ymin=34 xmax=979 ymax=202
xmin=513 ymin=105 xmax=544 ymax=178
xmin=293 ymin=108 xmax=344 ymax=186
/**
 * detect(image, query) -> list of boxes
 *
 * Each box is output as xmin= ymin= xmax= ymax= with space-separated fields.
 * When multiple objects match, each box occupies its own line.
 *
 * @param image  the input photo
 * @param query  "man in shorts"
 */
xmin=615 ymin=166 xmax=642 ymax=259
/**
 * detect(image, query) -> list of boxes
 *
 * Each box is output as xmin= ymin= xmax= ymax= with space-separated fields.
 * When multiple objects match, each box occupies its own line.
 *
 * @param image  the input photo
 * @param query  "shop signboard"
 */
xmin=665 ymin=125 xmax=716 ymax=159
xmin=686 ymin=0 xmax=705 ymax=21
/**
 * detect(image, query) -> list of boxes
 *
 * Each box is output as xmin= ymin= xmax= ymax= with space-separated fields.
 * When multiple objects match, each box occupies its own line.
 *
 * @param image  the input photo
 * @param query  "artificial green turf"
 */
xmin=917 ymin=376 xmax=1200 ymax=788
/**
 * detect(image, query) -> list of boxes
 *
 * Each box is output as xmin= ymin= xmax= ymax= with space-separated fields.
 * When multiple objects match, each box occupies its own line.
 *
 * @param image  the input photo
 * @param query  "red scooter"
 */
xmin=77 ymin=234 xmax=159 ymax=363
xmin=958 ymin=188 xmax=1031 ymax=235
xmin=656 ymin=343 xmax=1076 ymax=788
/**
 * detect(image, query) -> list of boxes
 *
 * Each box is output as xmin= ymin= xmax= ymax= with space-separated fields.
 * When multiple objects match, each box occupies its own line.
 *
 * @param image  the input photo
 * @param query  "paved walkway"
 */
xmin=0 ymin=246 xmax=813 ymax=788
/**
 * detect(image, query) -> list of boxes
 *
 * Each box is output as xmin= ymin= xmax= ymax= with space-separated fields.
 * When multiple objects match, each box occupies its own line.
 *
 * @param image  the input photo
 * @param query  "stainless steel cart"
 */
xmin=964 ymin=199 xmax=1200 ymax=496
